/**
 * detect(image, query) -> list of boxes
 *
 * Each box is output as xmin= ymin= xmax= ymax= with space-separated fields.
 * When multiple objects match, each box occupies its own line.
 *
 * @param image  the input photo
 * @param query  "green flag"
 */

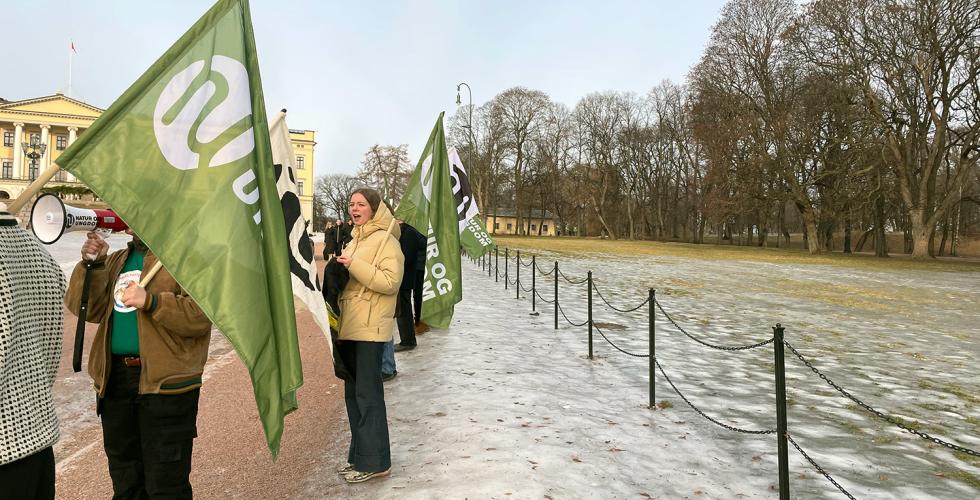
xmin=56 ymin=0 xmax=301 ymax=458
xmin=395 ymin=113 xmax=462 ymax=329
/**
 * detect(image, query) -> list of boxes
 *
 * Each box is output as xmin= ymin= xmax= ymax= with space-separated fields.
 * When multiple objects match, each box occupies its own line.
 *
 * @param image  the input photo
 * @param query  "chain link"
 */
xmin=534 ymin=288 xmax=555 ymax=304
xmin=786 ymin=433 xmax=857 ymax=499
xmin=593 ymin=324 xmax=649 ymax=358
xmin=655 ymin=299 xmax=775 ymax=351
xmin=656 ymin=358 xmax=775 ymax=435
xmin=519 ymin=279 xmax=534 ymax=293
xmin=783 ymin=341 xmax=980 ymax=457
xmin=558 ymin=268 xmax=589 ymax=285
xmin=536 ymin=263 xmax=555 ymax=276
xmin=557 ymin=300 xmax=589 ymax=327
xmin=592 ymin=282 xmax=650 ymax=313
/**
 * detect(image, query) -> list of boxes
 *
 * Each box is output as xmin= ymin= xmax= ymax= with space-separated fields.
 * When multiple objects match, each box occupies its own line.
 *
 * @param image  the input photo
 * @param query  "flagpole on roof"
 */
xmin=68 ymin=40 xmax=75 ymax=97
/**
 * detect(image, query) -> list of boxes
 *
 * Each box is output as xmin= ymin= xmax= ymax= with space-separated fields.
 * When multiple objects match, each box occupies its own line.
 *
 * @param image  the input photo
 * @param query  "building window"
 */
xmin=2 ymin=161 xmax=12 ymax=178
xmin=3 ymin=131 xmax=13 ymax=147
xmin=297 ymin=180 xmax=305 ymax=196
xmin=531 ymin=224 xmax=537 ymax=231
xmin=29 ymin=133 xmax=41 ymax=144
xmin=494 ymin=222 xmax=500 ymax=229
xmin=56 ymin=135 xmax=68 ymax=150
xmin=507 ymin=223 xmax=513 ymax=230
xmin=28 ymin=160 xmax=39 ymax=180
xmin=543 ymin=224 xmax=549 ymax=232
xmin=296 ymin=155 xmax=305 ymax=169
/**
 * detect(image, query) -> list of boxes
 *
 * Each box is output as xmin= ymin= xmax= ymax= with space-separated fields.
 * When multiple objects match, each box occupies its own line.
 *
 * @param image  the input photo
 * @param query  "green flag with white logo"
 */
xmin=395 ymin=113 xmax=462 ymax=329
xmin=56 ymin=0 xmax=301 ymax=458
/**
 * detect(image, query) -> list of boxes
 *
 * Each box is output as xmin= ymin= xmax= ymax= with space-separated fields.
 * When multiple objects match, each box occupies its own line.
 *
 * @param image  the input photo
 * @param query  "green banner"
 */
xmin=56 ymin=0 xmax=301 ymax=458
xmin=395 ymin=113 xmax=462 ymax=329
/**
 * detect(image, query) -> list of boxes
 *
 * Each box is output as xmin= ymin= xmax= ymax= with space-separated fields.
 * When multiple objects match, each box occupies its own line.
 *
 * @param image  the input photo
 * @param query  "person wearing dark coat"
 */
xmin=322 ymin=219 xmax=344 ymax=260
xmin=394 ymin=221 xmax=427 ymax=351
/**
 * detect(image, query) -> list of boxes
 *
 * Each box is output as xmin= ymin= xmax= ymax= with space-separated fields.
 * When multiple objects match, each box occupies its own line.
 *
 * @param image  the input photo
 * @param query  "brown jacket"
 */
xmin=338 ymin=203 xmax=404 ymax=342
xmin=66 ymin=244 xmax=212 ymax=396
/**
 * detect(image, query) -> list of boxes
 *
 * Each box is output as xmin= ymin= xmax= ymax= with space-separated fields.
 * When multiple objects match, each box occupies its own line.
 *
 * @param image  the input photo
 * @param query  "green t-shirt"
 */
xmin=110 ymin=250 xmax=144 ymax=355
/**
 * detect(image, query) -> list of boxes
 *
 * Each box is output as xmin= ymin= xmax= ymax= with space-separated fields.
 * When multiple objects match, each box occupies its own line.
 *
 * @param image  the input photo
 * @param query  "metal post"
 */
xmin=773 ymin=324 xmax=790 ymax=500
xmin=482 ymin=251 xmax=485 ymax=272
xmin=554 ymin=261 xmax=559 ymax=330
xmin=495 ymin=247 xmax=499 ymax=283
xmin=587 ymin=270 xmax=593 ymax=360
xmin=516 ymin=250 xmax=521 ymax=299
xmin=649 ymin=288 xmax=655 ymax=409
xmin=504 ymin=248 xmax=509 ymax=290
xmin=531 ymin=255 xmax=537 ymax=312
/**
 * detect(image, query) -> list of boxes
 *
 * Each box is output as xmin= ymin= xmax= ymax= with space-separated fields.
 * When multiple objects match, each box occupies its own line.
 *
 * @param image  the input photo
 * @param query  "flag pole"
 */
xmin=68 ymin=40 xmax=73 ymax=97
xmin=7 ymin=164 xmax=61 ymax=214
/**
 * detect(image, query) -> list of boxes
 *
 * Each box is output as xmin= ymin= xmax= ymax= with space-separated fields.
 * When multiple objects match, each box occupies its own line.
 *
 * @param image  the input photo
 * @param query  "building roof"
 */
xmin=486 ymin=208 xmax=554 ymax=219
xmin=0 ymin=93 xmax=104 ymax=120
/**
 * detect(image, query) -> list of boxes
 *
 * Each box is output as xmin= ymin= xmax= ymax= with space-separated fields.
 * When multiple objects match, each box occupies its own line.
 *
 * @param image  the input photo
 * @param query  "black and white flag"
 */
xmin=270 ymin=111 xmax=331 ymax=349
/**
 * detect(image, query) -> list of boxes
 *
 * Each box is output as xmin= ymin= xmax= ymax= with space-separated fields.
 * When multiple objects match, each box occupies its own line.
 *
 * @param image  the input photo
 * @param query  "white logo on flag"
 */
xmin=153 ymin=56 xmax=254 ymax=170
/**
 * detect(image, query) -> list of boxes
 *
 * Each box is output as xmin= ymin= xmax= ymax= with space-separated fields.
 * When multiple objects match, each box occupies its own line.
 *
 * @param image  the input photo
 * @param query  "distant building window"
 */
xmin=297 ymin=180 xmax=305 ymax=196
xmin=29 ymin=133 xmax=40 ymax=144
xmin=494 ymin=222 xmax=500 ymax=229
xmin=2 ymin=131 xmax=12 ymax=147
xmin=531 ymin=224 xmax=537 ymax=231
xmin=56 ymin=135 xmax=67 ymax=150
xmin=2 ymin=161 xmax=12 ymax=178
xmin=28 ymin=160 xmax=39 ymax=180
xmin=507 ymin=223 xmax=513 ymax=230
xmin=543 ymin=224 xmax=548 ymax=232
xmin=296 ymin=155 xmax=305 ymax=169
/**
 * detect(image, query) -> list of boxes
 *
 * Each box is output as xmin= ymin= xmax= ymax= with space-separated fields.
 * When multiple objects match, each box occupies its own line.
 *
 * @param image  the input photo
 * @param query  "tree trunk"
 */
xmin=843 ymin=214 xmax=852 ymax=254
xmin=908 ymin=209 xmax=932 ymax=258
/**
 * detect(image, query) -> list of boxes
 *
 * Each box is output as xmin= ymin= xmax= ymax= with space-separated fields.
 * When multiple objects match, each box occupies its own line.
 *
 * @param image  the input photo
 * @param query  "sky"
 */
xmin=5 ymin=0 xmax=727 ymax=176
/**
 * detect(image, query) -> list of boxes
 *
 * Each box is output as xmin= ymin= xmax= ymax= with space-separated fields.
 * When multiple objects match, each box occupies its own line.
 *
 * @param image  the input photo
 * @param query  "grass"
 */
xmin=491 ymin=235 xmax=980 ymax=273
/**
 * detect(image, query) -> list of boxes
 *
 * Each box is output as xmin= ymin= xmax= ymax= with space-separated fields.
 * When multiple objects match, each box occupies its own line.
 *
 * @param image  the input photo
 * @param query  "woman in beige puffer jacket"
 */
xmin=334 ymin=187 xmax=403 ymax=483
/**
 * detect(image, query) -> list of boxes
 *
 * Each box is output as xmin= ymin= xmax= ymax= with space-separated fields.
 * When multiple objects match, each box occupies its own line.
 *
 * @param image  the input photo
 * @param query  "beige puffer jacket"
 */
xmin=338 ymin=203 xmax=404 ymax=342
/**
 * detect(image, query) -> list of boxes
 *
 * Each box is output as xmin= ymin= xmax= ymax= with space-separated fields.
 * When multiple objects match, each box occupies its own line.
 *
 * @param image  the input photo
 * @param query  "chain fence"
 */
xmin=592 ymin=324 xmax=649 ymax=358
xmin=469 ymin=247 xmax=975 ymax=498
xmin=784 ymin=341 xmax=979 ymax=457
xmin=592 ymin=282 xmax=650 ymax=313
xmin=656 ymin=299 xmax=775 ymax=351
xmin=786 ymin=434 xmax=857 ymax=500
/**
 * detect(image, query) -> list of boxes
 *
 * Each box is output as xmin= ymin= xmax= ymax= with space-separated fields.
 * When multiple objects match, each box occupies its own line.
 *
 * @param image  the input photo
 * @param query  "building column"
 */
xmin=12 ymin=123 xmax=24 ymax=180
xmin=66 ymin=127 xmax=78 ymax=182
xmin=39 ymin=125 xmax=51 ymax=176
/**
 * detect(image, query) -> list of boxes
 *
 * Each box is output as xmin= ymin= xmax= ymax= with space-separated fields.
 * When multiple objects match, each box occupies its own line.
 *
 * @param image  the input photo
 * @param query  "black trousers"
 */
xmin=338 ymin=341 xmax=391 ymax=472
xmin=99 ymin=357 xmax=200 ymax=500
xmin=0 ymin=446 xmax=54 ymax=500
xmin=412 ymin=270 xmax=423 ymax=323
xmin=396 ymin=288 xmax=417 ymax=346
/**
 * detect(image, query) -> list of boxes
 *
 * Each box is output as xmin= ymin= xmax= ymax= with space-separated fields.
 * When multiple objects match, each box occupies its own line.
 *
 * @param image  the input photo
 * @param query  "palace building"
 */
xmin=0 ymin=92 xmax=317 ymax=221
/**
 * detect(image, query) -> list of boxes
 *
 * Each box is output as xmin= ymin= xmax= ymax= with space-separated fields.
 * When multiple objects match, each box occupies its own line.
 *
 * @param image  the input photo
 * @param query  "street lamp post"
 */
xmin=22 ymin=134 xmax=47 ymax=182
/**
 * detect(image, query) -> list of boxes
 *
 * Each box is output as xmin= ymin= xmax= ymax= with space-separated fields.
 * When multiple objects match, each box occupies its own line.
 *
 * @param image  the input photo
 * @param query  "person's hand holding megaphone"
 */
xmin=81 ymin=231 xmax=109 ymax=262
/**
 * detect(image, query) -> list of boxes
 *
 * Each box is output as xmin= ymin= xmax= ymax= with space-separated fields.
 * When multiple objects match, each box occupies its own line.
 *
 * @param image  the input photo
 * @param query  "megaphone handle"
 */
xmin=72 ymin=260 xmax=96 ymax=373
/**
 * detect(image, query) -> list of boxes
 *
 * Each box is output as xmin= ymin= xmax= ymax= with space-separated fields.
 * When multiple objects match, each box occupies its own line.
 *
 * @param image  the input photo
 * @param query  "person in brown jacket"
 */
xmin=334 ymin=188 xmax=403 ymax=484
xmin=65 ymin=230 xmax=211 ymax=500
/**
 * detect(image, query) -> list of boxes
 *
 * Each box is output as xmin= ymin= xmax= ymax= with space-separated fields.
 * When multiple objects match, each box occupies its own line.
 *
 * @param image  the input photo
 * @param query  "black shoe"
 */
xmin=394 ymin=344 xmax=416 ymax=352
xmin=382 ymin=371 xmax=397 ymax=382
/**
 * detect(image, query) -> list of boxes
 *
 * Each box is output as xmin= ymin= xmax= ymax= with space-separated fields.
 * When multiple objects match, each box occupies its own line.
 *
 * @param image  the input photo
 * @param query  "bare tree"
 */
xmin=491 ymin=87 xmax=551 ymax=235
xmin=315 ymin=173 xmax=360 ymax=223
xmin=357 ymin=144 xmax=412 ymax=201
xmin=799 ymin=0 xmax=980 ymax=257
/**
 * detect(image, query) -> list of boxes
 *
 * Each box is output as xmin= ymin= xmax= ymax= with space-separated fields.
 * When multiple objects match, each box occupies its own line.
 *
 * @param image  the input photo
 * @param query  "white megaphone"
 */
xmin=30 ymin=193 xmax=129 ymax=244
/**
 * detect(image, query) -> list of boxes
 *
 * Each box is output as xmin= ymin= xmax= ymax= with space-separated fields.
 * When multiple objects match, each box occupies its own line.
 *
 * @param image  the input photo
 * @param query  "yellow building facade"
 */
xmin=0 ymin=93 xmax=316 ymax=221
xmin=485 ymin=209 xmax=557 ymax=236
